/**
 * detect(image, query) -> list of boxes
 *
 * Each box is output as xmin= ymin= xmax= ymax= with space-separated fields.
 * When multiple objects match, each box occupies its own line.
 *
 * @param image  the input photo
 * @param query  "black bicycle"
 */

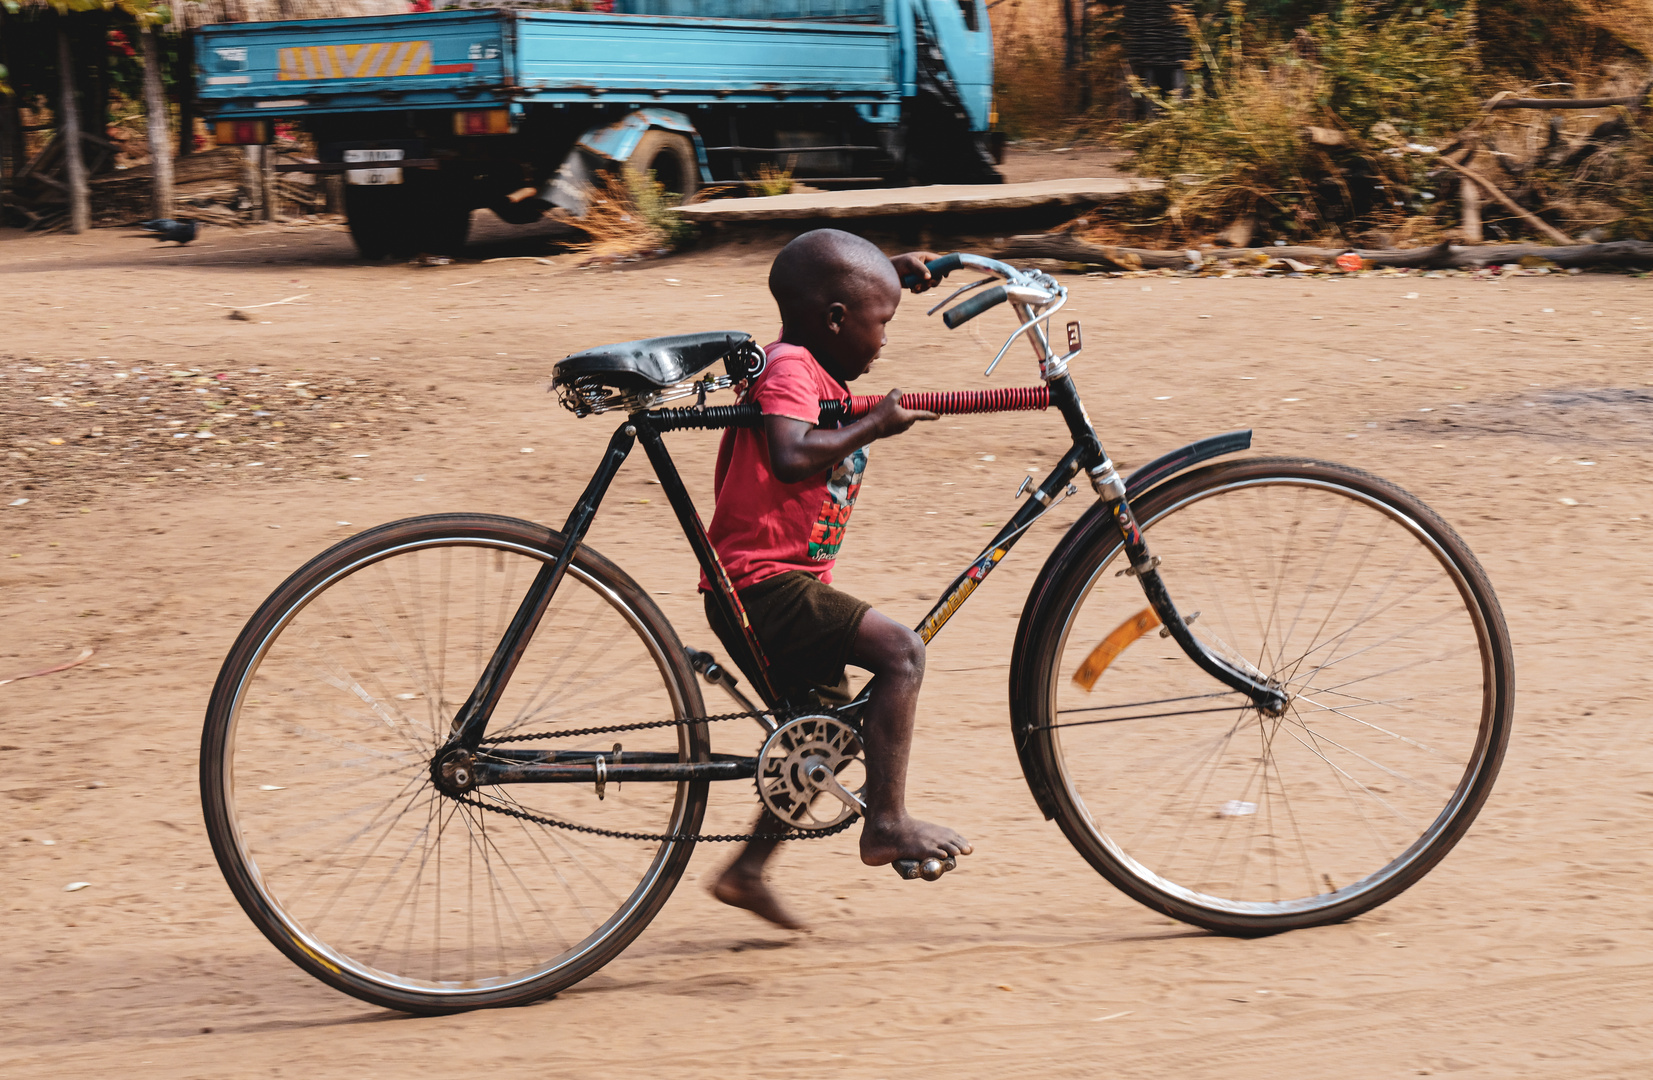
xmin=200 ymin=254 xmax=1514 ymax=1014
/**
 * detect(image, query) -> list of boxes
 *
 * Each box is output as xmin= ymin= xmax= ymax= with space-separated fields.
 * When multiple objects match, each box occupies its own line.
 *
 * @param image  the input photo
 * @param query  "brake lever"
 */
xmin=926 ymin=276 xmax=998 ymax=317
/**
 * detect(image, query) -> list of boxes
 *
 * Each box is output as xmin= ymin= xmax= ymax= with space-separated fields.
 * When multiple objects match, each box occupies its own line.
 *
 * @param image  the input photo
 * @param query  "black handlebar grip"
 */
xmin=942 ymin=284 xmax=1009 ymax=329
xmin=900 ymin=252 xmax=964 ymax=289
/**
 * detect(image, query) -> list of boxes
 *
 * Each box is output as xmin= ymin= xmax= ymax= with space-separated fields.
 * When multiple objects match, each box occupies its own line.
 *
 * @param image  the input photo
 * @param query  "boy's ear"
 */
xmin=825 ymin=301 xmax=847 ymax=336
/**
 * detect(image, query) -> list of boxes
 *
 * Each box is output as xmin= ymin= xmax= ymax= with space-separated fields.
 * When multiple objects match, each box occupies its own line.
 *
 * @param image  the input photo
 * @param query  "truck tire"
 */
xmin=631 ymin=129 xmax=700 ymax=200
xmin=344 ymin=184 xmax=413 ymax=260
xmin=418 ymin=205 xmax=471 ymax=256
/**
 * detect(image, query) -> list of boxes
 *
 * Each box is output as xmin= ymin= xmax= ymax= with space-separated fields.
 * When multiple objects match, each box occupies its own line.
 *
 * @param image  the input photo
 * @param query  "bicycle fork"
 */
xmin=1050 ymin=373 xmax=1289 ymax=716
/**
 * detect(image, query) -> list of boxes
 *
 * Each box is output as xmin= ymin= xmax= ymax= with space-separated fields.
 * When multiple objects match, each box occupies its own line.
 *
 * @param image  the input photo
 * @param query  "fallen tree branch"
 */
xmin=1431 ymin=155 xmax=1578 ymax=244
xmin=996 ymin=236 xmax=1453 ymax=270
xmin=1487 ymin=77 xmax=1653 ymax=111
xmin=994 ymin=234 xmax=1653 ymax=271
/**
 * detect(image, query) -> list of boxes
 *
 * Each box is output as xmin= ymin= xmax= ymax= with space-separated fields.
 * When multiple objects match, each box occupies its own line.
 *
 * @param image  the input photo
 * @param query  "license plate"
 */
xmin=344 ymin=148 xmax=404 ymax=185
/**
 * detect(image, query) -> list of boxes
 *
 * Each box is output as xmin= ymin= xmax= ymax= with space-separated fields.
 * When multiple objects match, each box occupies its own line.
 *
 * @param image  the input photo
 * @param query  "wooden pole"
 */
xmin=56 ymin=17 xmax=89 ymax=234
xmin=139 ymin=24 xmax=175 ymax=220
xmin=176 ymin=29 xmax=195 ymax=159
xmin=243 ymin=144 xmax=261 ymax=216
xmin=1459 ymin=143 xmax=1482 ymax=243
xmin=259 ymin=143 xmax=276 ymax=220
xmin=1 ymin=12 xmax=13 ymax=196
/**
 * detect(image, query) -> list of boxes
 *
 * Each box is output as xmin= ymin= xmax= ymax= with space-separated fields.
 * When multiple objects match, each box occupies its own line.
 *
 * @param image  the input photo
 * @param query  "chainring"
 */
xmin=756 ymin=714 xmax=867 ymax=831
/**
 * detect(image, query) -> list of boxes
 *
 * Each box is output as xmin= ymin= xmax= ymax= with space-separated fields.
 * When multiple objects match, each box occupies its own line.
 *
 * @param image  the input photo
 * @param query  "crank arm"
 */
xmin=806 ymin=759 xmax=867 ymax=813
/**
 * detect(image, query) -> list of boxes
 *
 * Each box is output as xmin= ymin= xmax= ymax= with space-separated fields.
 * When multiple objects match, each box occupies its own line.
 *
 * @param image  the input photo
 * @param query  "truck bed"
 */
xmin=197 ymin=8 xmax=900 ymax=119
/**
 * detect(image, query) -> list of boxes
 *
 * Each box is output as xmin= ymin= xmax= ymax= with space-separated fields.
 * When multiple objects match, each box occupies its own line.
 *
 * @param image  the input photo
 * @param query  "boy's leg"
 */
xmin=709 ymin=808 xmax=807 ymax=931
xmin=851 ymin=610 xmax=972 ymax=866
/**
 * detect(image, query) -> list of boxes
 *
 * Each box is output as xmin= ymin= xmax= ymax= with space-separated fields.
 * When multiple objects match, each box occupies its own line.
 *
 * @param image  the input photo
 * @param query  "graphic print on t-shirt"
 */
xmin=808 ymin=446 xmax=868 ymax=561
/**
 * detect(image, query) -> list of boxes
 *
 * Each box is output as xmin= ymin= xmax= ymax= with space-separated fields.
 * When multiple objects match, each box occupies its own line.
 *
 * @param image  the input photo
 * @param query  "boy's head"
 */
xmin=769 ymin=229 xmax=900 ymax=381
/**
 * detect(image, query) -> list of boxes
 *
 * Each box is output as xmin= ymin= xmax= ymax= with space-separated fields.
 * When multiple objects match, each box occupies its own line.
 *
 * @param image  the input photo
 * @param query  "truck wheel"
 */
xmin=344 ymin=184 xmax=412 ymax=260
xmin=418 ymin=205 xmax=471 ymax=256
xmin=631 ymin=130 xmax=699 ymax=200
xmin=405 ymin=171 xmax=472 ymax=256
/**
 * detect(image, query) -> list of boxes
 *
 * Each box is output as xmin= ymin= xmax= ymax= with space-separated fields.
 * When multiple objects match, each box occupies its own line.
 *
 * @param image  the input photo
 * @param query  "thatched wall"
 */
xmin=169 ymin=0 xmax=409 ymax=29
xmin=4 ymin=0 xmax=407 ymax=28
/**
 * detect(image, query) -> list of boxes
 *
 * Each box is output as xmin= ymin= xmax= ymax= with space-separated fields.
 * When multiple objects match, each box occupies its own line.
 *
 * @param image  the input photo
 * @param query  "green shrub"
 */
xmin=1120 ymin=1 xmax=1477 ymax=240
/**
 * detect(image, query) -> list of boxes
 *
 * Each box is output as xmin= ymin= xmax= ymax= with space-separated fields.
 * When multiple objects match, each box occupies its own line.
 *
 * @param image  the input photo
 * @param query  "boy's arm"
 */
xmin=890 ymin=250 xmax=943 ymax=293
xmin=765 ymin=390 xmax=938 ymax=484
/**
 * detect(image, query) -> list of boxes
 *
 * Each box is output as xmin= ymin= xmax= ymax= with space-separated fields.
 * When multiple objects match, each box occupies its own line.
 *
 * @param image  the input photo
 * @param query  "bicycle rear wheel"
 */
xmin=201 ymin=514 xmax=709 ymax=1012
xmin=1013 ymin=459 xmax=1513 ymax=935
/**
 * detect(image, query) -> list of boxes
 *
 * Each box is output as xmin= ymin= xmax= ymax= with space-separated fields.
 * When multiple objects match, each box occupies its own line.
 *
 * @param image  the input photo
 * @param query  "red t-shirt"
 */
xmin=699 ymin=342 xmax=868 ymax=593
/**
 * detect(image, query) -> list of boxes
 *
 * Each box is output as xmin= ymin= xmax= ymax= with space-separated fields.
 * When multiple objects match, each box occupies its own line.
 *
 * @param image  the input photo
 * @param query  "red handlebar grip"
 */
xmin=844 ymin=386 xmax=1050 ymax=417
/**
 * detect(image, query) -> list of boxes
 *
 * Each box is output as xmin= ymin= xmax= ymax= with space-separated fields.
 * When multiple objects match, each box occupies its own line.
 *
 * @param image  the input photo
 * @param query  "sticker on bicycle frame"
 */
xmin=1113 ymin=501 xmax=1143 ymax=548
xmin=919 ymin=547 xmax=1006 ymax=643
xmin=1066 ymin=320 xmax=1081 ymax=352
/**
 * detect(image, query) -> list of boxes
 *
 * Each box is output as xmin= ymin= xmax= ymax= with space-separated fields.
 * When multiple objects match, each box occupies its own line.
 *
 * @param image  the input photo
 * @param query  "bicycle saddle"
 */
xmin=553 ymin=331 xmax=752 ymax=392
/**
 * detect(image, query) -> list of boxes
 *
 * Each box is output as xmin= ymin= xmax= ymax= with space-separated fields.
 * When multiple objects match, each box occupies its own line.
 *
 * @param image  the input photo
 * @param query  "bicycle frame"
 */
xmin=437 ymin=256 xmax=1287 ymax=794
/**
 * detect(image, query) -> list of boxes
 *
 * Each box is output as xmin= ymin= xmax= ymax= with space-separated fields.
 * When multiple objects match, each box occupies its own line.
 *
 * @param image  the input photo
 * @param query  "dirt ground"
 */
xmin=2 ymin=211 xmax=1652 ymax=1079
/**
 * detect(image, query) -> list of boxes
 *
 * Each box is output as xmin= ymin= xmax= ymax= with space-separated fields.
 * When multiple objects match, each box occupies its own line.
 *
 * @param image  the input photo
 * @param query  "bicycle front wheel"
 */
xmin=1013 ymin=459 xmax=1513 ymax=935
xmin=201 ymin=514 xmax=709 ymax=1013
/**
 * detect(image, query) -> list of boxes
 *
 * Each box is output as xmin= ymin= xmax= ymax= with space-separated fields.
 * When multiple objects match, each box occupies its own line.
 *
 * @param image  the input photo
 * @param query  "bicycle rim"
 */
xmin=202 ymin=517 xmax=705 ymax=1009
xmin=1037 ymin=461 xmax=1511 ymax=931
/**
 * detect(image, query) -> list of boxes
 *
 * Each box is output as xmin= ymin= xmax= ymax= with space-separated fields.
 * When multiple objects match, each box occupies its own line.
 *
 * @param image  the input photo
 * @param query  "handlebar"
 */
xmin=900 ymin=252 xmax=964 ymax=290
xmin=941 ymin=285 xmax=1009 ymax=329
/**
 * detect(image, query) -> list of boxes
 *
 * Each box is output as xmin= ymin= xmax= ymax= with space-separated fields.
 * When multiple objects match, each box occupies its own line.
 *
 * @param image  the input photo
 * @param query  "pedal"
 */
xmin=892 ymin=855 xmax=956 ymax=882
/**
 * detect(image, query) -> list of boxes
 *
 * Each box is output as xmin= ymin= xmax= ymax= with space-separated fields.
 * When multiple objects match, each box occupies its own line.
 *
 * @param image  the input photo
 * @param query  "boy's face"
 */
xmin=825 ymin=274 xmax=901 ymax=380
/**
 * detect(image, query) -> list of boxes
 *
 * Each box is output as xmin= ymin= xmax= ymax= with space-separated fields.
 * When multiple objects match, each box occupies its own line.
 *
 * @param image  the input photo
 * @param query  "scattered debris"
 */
xmin=0 ymin=648 xmax=96 ymax=689
xmin=0 ymin=356 xmax=451 ymax=502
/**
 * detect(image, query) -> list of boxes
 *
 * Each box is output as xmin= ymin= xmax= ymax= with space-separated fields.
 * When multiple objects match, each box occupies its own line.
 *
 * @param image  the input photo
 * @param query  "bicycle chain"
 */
xmin=465 ymin=708 xmax=859 ymax=843
xmin=480 ymin=708 xmax=772 ymax=744
xmin=452 ymin=790 xmax=857 ymax=843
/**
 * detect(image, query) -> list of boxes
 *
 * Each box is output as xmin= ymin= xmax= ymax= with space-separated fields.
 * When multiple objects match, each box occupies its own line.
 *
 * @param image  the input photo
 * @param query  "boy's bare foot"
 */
xmin=710 ymin=865 xmax=808 ymax=931
xmin=859 ymin=815 xmax=972 ymax=867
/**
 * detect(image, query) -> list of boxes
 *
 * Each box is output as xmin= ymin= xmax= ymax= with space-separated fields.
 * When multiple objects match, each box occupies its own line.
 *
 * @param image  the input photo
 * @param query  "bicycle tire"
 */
xmin=1011 ymin=458 xmax=1514 ymax=935
xmin=201 ymin=513 xmax=709 ymax=1013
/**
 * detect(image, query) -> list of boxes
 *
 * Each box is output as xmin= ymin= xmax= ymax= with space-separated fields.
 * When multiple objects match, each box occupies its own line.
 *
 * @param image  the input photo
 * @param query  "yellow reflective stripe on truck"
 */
xmin=278 ymin=41 xmax=433 ymax=81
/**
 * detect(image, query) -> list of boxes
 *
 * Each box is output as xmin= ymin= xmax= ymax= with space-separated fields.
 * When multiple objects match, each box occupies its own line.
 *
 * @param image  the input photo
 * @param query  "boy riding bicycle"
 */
xmin=701 ymin=229 xmax=972 ymax=929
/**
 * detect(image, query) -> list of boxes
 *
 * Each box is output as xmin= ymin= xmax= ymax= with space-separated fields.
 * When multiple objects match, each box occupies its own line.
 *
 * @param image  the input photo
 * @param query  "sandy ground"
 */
xmin=2 ymin=212 xmax=1652 ymax=1079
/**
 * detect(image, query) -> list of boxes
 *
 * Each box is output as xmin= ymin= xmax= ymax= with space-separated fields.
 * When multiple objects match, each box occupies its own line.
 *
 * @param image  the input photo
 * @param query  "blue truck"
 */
xmin=194 ymin=0 xmax=999 ymax=258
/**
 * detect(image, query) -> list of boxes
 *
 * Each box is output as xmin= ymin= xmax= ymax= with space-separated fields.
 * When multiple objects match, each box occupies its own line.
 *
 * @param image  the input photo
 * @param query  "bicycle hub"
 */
xmin=435 ymin=748 xmax=479 ymax=796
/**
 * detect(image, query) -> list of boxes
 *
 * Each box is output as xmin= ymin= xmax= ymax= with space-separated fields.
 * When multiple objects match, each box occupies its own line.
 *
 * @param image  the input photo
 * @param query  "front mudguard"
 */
xmin=1007 ymin=430 xmax=1252 ymax=821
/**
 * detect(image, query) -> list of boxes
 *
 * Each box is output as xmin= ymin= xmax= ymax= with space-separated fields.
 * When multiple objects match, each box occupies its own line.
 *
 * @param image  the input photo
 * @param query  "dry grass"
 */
xmin=566 ymin=167 xmax=694 ymax=261
xmin=751 ymin=162 xmax=795 ymax=197
xmin=1572 ymin=0 xmax=1653 ymax=61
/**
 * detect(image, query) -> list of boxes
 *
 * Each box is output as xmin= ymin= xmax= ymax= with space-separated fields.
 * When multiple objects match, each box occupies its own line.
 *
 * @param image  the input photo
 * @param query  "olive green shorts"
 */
xmin=702 ymin=570 xmax=871 ymax=704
